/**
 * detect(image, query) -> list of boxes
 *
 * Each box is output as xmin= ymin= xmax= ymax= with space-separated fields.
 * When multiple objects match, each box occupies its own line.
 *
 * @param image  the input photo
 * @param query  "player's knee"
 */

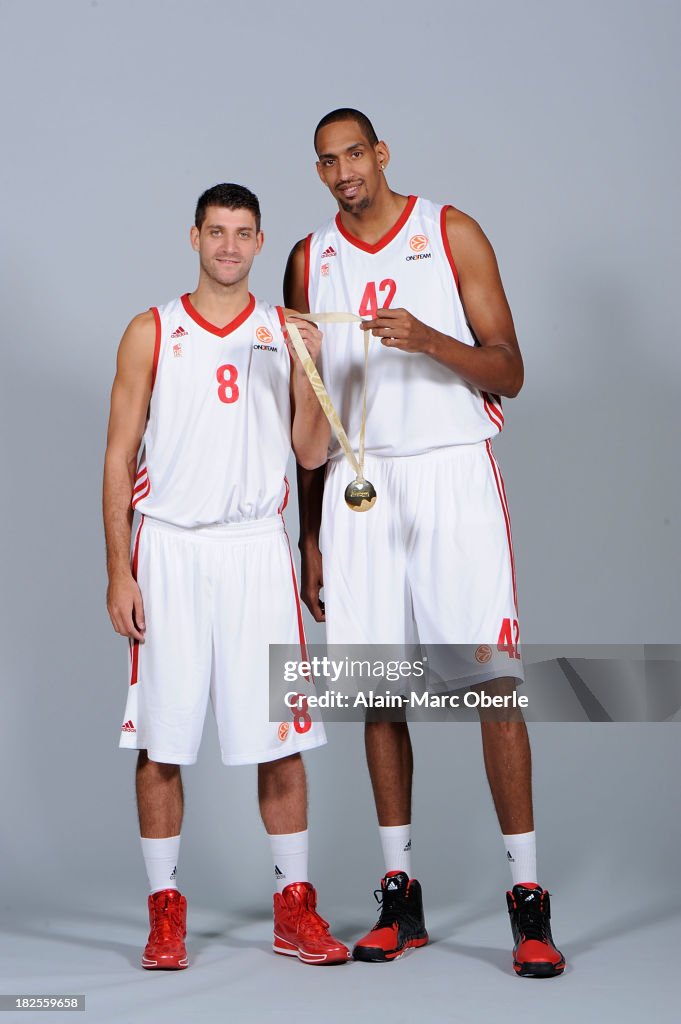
xmin=364 ymin=714 xmax=409 ymax=730
xmin=259 ymin=752 xmax=304 ymax=775
xmin=137 ymin=750 xmax=182 ymax=776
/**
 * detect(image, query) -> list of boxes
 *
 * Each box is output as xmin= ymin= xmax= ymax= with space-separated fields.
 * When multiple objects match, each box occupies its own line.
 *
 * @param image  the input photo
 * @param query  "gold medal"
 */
xmin=344 ymin=477 xmax=377 ymax=512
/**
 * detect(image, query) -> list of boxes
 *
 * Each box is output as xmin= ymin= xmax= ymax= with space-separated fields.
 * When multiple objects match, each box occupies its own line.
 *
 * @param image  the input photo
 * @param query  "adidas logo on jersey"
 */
xmin=321 ymin=246 xmax=337 ymax=258
xmin=171 ymin=326 xmax=188 ymax=338
xmin=121 ymin=720 xmax=136 ymax=733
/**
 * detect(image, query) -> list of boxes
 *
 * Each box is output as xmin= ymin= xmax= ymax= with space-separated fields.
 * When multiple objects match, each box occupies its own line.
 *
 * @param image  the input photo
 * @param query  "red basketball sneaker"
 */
xmin=352 ymin=871 xmax=428 ymax=962
xmin=507 ymin=883 xmax=565 ymax=977
xmin=141 ymin=888 xmax=188 ymax=970
xmin=273 ymin=882 xmax=350 ymax=965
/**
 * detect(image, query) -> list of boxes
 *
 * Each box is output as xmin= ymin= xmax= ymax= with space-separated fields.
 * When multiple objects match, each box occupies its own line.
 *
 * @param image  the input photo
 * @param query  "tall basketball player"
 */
xmin=104 ymin=183 xmax=349 ymax=969
xmin=284 ymin=111 xmax=565 ymax=977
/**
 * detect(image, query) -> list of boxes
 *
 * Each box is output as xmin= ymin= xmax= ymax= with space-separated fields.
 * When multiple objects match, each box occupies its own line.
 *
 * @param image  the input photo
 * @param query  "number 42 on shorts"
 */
xmin=497 ymin=618 xmax=521 ymax=659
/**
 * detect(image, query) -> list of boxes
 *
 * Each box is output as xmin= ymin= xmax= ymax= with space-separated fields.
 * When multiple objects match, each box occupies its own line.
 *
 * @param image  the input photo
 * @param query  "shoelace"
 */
xmin=372 ymin=887 xmax=410 ymax=929
xmin=286 ymin=889 xmax=331 ymax=935
xmin=517 ymin=898 xmax=549 ymax=943
xmin=300 ymin=903 xmax=331 ymax=935
xmin=151 ymin=896 xmax=183 ymax=941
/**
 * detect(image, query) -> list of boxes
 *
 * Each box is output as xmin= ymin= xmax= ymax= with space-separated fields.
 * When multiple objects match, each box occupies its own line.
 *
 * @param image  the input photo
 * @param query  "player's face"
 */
xmin=315 ymin=122 xmax=388 ymax=214
xmin=191 ymin=206 xmax=263 ymax=287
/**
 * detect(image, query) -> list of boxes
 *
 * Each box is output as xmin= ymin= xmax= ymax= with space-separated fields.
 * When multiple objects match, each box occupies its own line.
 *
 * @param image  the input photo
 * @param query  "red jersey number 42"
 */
xmin=497 ymin=617 xmax=520 ymax=659
xmin=358 ymin=279 xmax=397 ymax=318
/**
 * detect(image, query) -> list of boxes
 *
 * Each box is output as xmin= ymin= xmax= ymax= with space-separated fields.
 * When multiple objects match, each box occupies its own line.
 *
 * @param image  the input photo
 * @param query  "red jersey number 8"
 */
xmin=216 ymin=364 xmax=239 ymax=404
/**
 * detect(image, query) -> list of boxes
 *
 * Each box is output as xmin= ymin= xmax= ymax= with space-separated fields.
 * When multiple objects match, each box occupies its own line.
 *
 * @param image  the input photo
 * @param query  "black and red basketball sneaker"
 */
xmin=507 ymin=883 xmax=565 ymax=977
xmin=352 ymin=871 xmax=428 ymax=962
xmin=141 ymin=888 xmax=188 ymax=970
xmin=273 ymin=882 xmax=350 ymax=965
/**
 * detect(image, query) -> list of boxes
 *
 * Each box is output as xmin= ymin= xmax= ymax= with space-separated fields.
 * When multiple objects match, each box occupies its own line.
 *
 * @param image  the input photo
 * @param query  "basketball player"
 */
xmin=284 ymin=111 xmax=565 ymax=977
xmin=104 ymin=183 xmax=349 ymax=969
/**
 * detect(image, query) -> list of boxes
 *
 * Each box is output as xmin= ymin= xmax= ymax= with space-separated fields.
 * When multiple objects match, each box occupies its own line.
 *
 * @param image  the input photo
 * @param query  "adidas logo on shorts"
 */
xmin=121 ymin=720 xmax=136 ymax=733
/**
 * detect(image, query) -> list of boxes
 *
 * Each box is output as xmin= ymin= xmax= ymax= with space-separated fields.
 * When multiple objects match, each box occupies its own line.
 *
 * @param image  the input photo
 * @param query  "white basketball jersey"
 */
xmin=134 ymin=294 xmax=291 ymax=527
xmin=305 ymin=195 xmax=503 ymax=457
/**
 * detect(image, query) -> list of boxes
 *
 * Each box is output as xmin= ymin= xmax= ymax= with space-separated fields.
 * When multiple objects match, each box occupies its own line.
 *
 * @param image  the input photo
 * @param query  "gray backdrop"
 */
xmin=1 ymin=1 xmax=679 ymax=1021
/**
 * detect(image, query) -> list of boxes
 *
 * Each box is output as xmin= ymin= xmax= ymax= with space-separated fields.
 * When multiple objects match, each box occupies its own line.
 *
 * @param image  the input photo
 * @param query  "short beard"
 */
xmin=339 ymin=195 xmax=371 ymax=214
xmin=201 ymin=255 xmax=249 ymax=287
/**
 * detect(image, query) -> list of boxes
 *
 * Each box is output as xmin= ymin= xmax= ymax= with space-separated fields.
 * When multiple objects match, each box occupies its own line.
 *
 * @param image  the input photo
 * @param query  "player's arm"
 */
xmin=102 ymin=311 xmax=156 ymax=642
xmin=286 ymin=313 xmax=331 ymax=470
xmin=361 ymin=208 xmax=524 ymax=398
xmin=284 ymin=239 xmax=326 ymax=622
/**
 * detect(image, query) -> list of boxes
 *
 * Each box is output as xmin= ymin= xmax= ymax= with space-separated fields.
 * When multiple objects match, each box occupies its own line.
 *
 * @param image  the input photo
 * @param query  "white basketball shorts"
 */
xmin=119 ymin=515 xmax=326 ymax=765
xmin=320 ymin=440 xmax=523 ymax=687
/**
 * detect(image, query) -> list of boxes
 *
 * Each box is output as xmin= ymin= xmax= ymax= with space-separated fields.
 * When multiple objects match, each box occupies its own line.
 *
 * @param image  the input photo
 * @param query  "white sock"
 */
xmin=141 ymin=835 xmax=181 ymax=895
xmin=269 ymin=829 xmax=309 ymax=893
xmin=379 ymin=824 xmax=412 ymax=876
xmin=502 ymin=830 xmax=537 ymax=887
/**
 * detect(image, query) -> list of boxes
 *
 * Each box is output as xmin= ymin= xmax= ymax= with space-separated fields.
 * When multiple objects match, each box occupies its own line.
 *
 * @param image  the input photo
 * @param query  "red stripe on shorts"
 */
xmin=128 ymin=516 xmax=145 ymax=686
xmin=280 ymin=516 xmax=309 ymax=665
xmin=485 ymin=440 xmax=518 ymax=614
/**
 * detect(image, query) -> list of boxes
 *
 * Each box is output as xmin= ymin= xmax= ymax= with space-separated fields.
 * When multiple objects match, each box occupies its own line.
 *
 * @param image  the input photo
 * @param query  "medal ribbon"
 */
xmin=284 ymin=312 xmax=369 ymax=481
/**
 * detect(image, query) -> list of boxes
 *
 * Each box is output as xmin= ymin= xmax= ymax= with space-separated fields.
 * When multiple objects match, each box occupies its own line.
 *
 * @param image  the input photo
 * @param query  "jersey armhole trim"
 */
xmin=150 ymin=307 xmax=162 ymax=391
xmin=276 ymin=305 xmax=294 ymax=367
xmin=440 ymin=205 xmax=460 ymax=292
xmin=303 ymin=234 xmax=312 ymax=309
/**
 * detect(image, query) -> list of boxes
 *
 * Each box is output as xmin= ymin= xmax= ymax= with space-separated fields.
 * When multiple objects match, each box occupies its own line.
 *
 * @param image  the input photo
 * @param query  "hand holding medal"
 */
xmin=284 ymin=312 xmax=377 ymax=512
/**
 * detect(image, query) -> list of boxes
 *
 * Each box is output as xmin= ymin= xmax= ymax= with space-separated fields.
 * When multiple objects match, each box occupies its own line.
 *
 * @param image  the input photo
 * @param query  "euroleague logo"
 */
xmin=253 ymin=324 xmax=278 ymax=352
xmin=278 ymin=722 xmax=290 ymax=742
xmin=406 ymin=234 xmax=431 ymax=261
xmin=475 ymin=645 xmax=493 ymax=664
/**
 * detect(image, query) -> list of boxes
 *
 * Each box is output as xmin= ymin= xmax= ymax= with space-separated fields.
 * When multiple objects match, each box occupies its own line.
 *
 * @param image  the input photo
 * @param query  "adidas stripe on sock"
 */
xmin=379 ymin=824 xmax=412 ymax=876
xmin=503 ymin=830 xmax=537 ymax=887
xmin=141 ymin=835 xmax=181 ymax=895
xmin=269 ymin=830 xmax=309 ymax=893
